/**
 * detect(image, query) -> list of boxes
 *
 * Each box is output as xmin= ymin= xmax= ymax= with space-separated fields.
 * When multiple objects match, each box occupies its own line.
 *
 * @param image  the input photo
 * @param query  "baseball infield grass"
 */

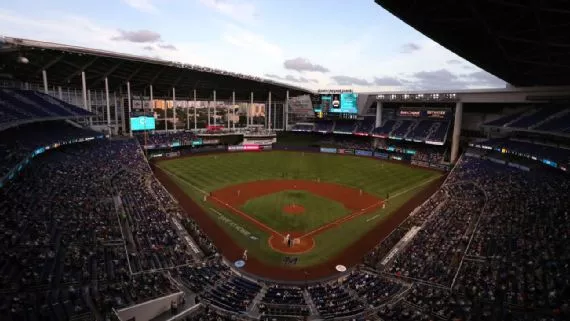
xmin=157 ymin=151 xmax=441 ymax=267
xmin=242 ymin=190 xmax=350 ymax=233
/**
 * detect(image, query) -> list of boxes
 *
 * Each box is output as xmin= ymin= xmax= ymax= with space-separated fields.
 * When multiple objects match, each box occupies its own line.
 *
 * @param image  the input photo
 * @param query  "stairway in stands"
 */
xmin=303 ymin=289 xmax=320 ymax=317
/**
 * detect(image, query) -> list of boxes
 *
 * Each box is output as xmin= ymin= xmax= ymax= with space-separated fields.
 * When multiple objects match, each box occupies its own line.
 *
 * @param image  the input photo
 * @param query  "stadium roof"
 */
xmin=0 ymin=37 xmax=313 ymax=101
xmin=376 ymin=0 xmax=570 ymax=87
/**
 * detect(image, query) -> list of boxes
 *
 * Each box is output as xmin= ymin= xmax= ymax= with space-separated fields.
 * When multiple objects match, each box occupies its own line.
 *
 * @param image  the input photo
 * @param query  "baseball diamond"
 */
xmin=154 ymin=150 xmax=443 ymax=279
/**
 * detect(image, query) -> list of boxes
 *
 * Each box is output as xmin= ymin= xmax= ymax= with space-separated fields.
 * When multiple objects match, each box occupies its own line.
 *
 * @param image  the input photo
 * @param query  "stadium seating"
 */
xmin=368 ymin=156 xmax=570 ymax=320
xmin=136 ymin=131 xmax=197 ymax=147
xmin=483 ymin=110 xmax=526 ymax=127
xmin=354 ymin=117 xmax=375 ymax=134
xmin=0 ymin=121 xmax=103 ymax=184
xmin=390 ymin=119 xmax=415 ymax=139
xmin=333 ymin=120 xmax=357 ymax=134
xmin=371 ymin=119 xmax=396 ymax=137
xmin=202 ymin=276 xmax=261 ymax=312
xmin=314 ymin=120 xmax=334 ymax=133
xmin=508 ymin=108 xmax=561 ymax=129
xmin=258 ymin=286 xmax=310 ymax=318
xmin=425 ymin=120 xmax=450 ymax=143
xmin=477 ymin=138 xmax=570 ymax=168
xmin=290 ymin=123 xmax=315 ymax=132
xmin=307 ymin=281 xmax=365 ymax=318
xmin=484 ymin=106 xmax=570 ymax=135
xmin=0 ymin=89 xmax=92 ymax=126
xmin=535 ymin=109 xmax=570 ymax=133
xmin=2 ymin=107 xmax=569 ymax=321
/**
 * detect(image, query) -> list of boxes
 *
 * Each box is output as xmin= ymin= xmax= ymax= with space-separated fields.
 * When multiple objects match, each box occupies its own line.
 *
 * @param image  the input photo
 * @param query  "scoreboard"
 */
xmin=312 ymin=92 xmax=359 ymax=119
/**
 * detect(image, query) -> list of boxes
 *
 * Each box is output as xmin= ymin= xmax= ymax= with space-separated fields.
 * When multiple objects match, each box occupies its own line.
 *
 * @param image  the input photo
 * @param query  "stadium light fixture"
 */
xmin=17 ymin=56 xmax=29 ymax=64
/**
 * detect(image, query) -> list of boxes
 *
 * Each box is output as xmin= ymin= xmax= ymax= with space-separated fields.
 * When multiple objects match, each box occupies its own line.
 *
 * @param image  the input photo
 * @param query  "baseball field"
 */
xmin=153 ymin=151 xmax=443 ymax=280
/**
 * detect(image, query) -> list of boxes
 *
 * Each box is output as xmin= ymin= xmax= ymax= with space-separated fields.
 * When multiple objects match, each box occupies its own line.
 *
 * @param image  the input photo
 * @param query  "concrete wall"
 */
xmin=117 ymin=292 xmax=184 ymax=321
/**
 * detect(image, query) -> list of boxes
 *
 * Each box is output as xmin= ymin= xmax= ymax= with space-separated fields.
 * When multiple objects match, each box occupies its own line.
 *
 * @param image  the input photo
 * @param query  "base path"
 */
xmin=207 ymin=179 xmax=383 ymax=254
xmin=152 ymin=163 xmax=446 ymax=281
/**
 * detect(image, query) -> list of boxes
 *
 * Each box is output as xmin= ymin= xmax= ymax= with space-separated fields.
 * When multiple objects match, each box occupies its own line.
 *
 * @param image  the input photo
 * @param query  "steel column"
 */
xmin=450 ymin=102 xmax=463 ymax=163
xmin=105 ymin=78 xmax=111 ymax=127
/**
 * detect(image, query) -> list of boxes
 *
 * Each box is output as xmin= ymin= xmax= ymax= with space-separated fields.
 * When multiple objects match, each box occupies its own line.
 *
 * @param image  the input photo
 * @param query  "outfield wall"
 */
xmin=149 ymin=144 xmax=450 ymax=172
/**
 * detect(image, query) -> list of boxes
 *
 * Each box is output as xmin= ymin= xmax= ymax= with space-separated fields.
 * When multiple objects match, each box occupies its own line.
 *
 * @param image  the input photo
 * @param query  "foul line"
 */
xmin=159 ymin=167 xmax=209 ymax=196
xmin=208 ymin=194 xmax=284 ymax=238
xmin=366 ymin=175 xmax=441 ymax=222
xmin=299 ymin=200 xmax=383 ymax=239
xmin=160 ymin=167 xmax=284 ymax=238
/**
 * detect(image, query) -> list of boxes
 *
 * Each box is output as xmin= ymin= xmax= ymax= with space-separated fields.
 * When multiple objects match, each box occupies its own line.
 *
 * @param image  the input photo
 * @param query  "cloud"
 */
xmin=462 ymin=71 xmax=505 ymax=87
xmin=199 ymin=0 xmax=258 ymax=24
xmin=446 ymin=59 xmax=462 ymax=65
xmin=222 ymin=24 xmax=282 ymax=57
xmin=143 ymin=45 xmax=154 ymax=51
xmin=406 ymin=69 xmax=465 ymax=89
xmin=122 ymin=0 xmax=159 ymax=13
xmin=331 ymin=75 xmax=371 ymax=86
xmin=373 ymin=76 xmax=403 ymax=86
xmin=158 ymin=43 xmax=177 ymax=51
xmin=264 ymin=73 xmax=316 ymax=84
xmin=283 ymin=57 xmax=330 ymax=73
xmin=403 ymin=69 xmax=505 ymax=90
xmin=400 ymin=42 xmax=421 ymax=53
xmin=112 ymin=29 xmax=162 ymax=43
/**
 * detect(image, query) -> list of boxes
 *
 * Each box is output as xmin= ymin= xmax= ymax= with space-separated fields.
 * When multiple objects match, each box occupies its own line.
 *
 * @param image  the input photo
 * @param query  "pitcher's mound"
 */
xmin=283 ymin=204 xmax=306 ymax=215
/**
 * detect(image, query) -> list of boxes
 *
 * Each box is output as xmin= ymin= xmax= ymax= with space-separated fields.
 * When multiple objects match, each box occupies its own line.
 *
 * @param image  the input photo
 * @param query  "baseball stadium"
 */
xmin=1 ymin=1 xmax=569 ymax=321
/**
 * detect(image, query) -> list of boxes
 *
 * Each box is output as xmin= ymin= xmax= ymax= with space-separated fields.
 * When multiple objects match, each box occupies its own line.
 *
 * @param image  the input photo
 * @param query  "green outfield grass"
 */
xmin=242 ymin=190 xmax=350 ymax=233
xmin=157 ymin=151 xmax=441 ymax=267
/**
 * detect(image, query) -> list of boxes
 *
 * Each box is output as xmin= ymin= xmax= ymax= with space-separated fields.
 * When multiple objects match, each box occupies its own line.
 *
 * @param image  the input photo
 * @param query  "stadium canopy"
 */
xmin=376 ymin=0 xmax=570 ymax=87
xmin=0 ymin=37 xmax=313 ymax=101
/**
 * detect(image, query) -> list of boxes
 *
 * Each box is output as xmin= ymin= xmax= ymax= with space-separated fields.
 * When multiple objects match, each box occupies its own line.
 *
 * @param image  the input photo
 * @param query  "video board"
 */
xmin=130 ymin=116 xmax=156 ymax=131
xmin=313 ymin=93 xmax=358 ymax=119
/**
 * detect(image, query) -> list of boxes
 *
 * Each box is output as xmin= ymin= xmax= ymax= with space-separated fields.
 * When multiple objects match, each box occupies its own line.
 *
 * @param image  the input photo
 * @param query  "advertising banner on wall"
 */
xmin=373 ymin=152 xmax=389 ymax=159
xmin=337 ymin=148 xmax=355 ymax=155
xmin=243 ymin=137 xmax=276 ymax=145
xmin=228 ymin=145 xmax=261 ymax=152
xmin=355 ymin=150 xmax=373 ymax=157
xmin=320 ymin=147 xmax=337 ymax=153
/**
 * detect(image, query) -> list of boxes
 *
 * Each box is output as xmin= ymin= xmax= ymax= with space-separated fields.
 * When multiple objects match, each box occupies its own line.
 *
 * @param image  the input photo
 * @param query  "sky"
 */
xmin=0 ymin=0 xmax=507 ymax=92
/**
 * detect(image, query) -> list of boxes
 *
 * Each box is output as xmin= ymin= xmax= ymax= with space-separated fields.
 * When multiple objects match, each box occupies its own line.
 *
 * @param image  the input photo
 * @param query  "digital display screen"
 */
xmin=398 ymin=110 xmax=421 ymax=117
xmin=130 ymin=116 xmax=156 ymax=131
xmin=427 ymin=110 xmax=447 ymax=118
xmin=313 ymin=93 xmax=358 ymax=118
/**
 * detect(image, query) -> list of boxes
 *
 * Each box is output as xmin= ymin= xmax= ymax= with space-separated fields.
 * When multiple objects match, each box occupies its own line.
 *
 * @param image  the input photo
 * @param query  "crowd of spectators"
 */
xmin=258 ymin=285 xmax=309 ymax=318
xmin=0 ymin=121 xmax=102 ymax=180
xmin=307 ymin=280 xmax=366 ymax=318
xmin=135 ymin=131 xmax=197 ymax=147
xmin=3 ymin=104 xmax=569 ymax=321
xmin=319 ymin=136 xmax=372 ymax=150
xmin=371 ymin=157 xmax=570 ymax=320
xmin=0 ymin=138 xmax=186 ymax=320
xmin=201 ymin=276 xmax=261 ymax=313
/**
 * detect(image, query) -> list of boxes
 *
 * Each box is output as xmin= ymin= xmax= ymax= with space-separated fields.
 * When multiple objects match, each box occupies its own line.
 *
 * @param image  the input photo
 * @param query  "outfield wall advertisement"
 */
xmin=337 ymin=148 xmax=355 ymax=155
xmin=374 ymin=152 xmax=389 ymax=159
xmin=228 ymin=145 xmax=261 ymax=152
xmin=355 ymin=150 xmax=373 ymax=157
xmin=320 ymin=147 xmax=337 ymax=153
